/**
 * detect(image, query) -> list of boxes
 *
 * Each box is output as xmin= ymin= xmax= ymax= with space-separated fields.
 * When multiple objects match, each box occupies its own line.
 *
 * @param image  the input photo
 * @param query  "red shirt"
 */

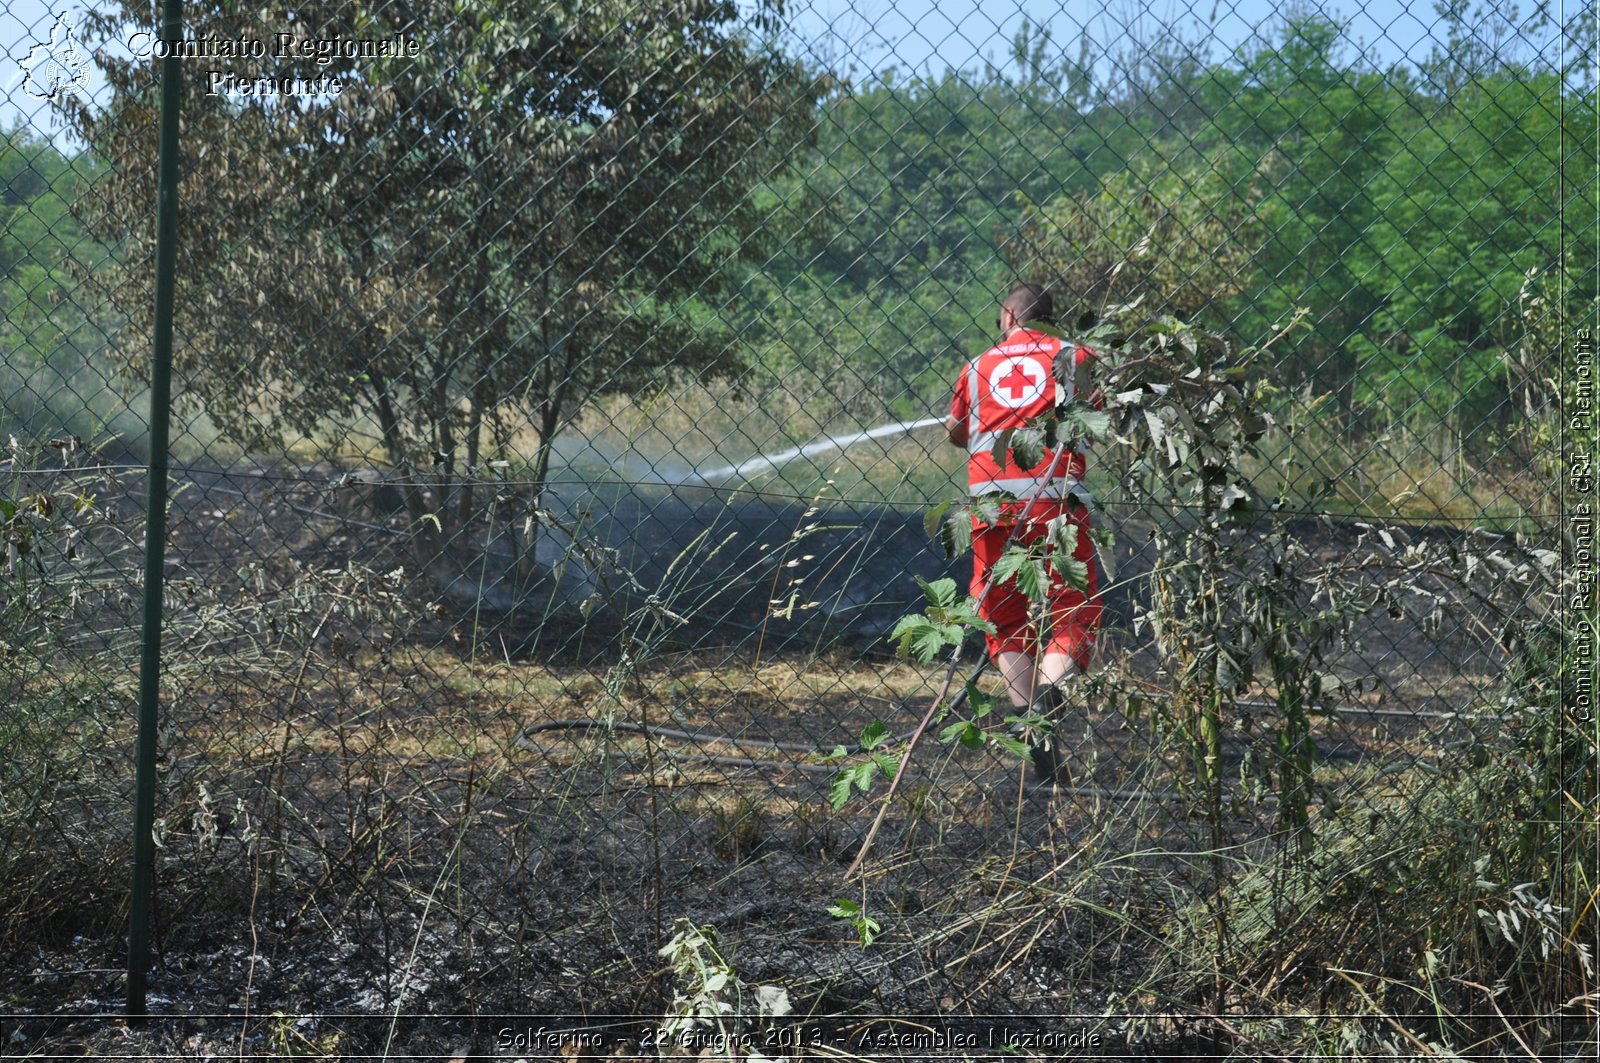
xmin=950 ymin=326 xmax=1094 ymax=497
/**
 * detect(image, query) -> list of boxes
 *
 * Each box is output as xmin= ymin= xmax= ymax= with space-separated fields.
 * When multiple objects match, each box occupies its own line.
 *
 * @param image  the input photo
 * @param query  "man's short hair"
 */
xmin=1004 ymin=282 xmax=1054 ymax=324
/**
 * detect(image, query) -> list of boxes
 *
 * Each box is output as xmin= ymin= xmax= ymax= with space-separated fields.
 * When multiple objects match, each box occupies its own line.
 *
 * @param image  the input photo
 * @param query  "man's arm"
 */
xmin=947 ymin=363 xmax=971 ymax=446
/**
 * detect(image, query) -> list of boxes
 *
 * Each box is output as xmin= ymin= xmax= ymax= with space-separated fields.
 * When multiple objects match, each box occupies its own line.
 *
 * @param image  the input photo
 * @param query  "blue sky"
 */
xmin=774 ymin=0 xmax=1579 ymax=81
xmin=1 ymin=0 xmax=1585 ymax=146
xmin=782 ymin=0 xmax=1447 ymax=76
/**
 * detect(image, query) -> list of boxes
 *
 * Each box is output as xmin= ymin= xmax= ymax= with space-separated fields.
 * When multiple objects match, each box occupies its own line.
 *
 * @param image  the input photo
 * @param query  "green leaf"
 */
xmin=828 ymin=760 xmax=881 ymax=809
xmin=965 ymin=680 xmax=996 ymax=719
xmin=890 ymin=617 xmax=957 ymax=663
xmin=1064 ymin=408 xmax=1111 ymax=440
xmin=908 ymin=629 xmax=944 ymax=662
xmin=939 ymin=720 xmax=975 ymax=746
xmin=1011 ymin=553 xmax=1050 ymax=605
xmin=827 ymin=898 xmax=860 ymax=918
xmin=851 ymin=760 xmax=877 ymax=793
xmin=887 ymin=614 xmax=920 ymax=639
xmin=1050 ymin=518 xmax=1079 ymax=559
xmin=828 ymin=771 xmax=854 ymax=810
xmin=946 ymin=598 xmax=997 ymax=635
xmin=1050 ymin=552 xmax=1089 ymax=592
xmin=923 ymin=502 xmax=975 ymax=559
xmin=859 ymin=720 xmax=890 ymax=750
xmin=870 ymin=752 xmax=900 ymax=777
xmin=990 ymin=733 xmax=1032 ymax=758
xmin=914 ymin=575 xmax=958 ymax=609
xmin=1010 ymin=426 xmax=1045 ymax=471
xmin=989 ymin=545 xmax=1031 ymax=589
xmin=989 ymin=428 xmax=1014 ymax=469
xmin=937 ymin=514 xmax=971 ymax=559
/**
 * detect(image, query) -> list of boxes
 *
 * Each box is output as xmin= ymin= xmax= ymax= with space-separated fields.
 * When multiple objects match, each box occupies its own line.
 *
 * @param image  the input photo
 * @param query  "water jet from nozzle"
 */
xmin=696 ymin=416 xmax=943 ymax=483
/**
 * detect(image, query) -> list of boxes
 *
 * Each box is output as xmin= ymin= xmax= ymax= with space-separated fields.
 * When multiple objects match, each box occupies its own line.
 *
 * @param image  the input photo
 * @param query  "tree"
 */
xmin=733 ymin=43 xmax=1114 ymax=426
xmin=1189 ymin=15 xmax=1408 ymax=408
xmin=71 ymin=0 xmax=822 ymax=545
xmin=0 ymin=128 xmax=114 ymax=441
xmin=1005 ymin=152 xmax=1268 ymax=326
xmin=1348 ymin=70 xmax=1596 ymax=445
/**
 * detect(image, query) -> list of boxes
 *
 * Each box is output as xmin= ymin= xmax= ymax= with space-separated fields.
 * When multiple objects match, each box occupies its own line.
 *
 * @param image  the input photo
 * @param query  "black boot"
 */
xmin=1026 ymin=684 xmax=1066 ymax=785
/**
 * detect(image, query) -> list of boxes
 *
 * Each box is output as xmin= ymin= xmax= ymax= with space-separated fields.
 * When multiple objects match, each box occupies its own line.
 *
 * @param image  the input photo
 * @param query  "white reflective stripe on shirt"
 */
xmin=966 ymin=360 xmax=980 ymax=440
xmin=970 ymin=477 xmax=1093 ymax=503
xmin=967 ymin=429 xmax=1004 ymax=454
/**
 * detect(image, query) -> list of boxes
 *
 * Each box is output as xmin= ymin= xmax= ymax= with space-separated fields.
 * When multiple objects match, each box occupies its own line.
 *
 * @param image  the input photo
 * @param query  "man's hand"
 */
xmin=945 ymin=413 xmax=968 ymax=447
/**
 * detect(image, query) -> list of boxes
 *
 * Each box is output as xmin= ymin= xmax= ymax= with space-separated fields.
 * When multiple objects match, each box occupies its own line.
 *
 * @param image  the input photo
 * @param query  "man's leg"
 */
xmin=1027 ymin=503 xmax=1100 ymax=784
xmin=994 ymin=650 xmax=1036 ymax=709
xmin=1037 ymin=652 xmax=1082 ymax=690
xmin=975 ymin=518 xmax=1079 ymax=782
xmin=1022 ymin=658 xmax=1079 ymax=785
xmin=974 ymin=520 xmax=1037 ymax=708
xmin=997 ymin=651 xmax=1081 ymax=710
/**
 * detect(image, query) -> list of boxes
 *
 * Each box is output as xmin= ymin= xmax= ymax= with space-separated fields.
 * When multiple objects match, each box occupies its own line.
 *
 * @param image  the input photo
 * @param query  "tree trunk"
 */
xmin=370 ymin=369 xmax=444 ymax=568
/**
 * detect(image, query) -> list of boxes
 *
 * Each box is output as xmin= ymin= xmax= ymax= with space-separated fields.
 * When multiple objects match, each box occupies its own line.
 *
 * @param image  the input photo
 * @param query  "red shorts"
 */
xmin=971 ymin=500 xmax=1102 ymax=669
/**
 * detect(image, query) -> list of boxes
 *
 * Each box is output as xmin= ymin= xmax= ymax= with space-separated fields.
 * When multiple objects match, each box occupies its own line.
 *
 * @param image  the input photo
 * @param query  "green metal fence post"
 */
xmin=126 ymin=0 xmax=184 ymax=1019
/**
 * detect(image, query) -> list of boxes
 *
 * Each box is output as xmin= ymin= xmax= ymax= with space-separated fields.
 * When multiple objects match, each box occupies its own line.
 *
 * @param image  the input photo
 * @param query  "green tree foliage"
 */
xmin=738 ymin=23 xmax=1111 ymax=416
xmin=72 ymin=1 xmax=822 ymax=529
xmin=0 ymin=130 xmax=108 ymax=438
xmin=1186 ymin=16 xmax=1409 ymax=406
xmin=1007 ymin=155 xmax=1268 ymax=323
xmin=750 ymin=10 xmax=1590 ymax=464
xmin=1349 ymin=71 xmax=1594 ymax=438
xmin=0 ymin=130 xmax=79 ymax=343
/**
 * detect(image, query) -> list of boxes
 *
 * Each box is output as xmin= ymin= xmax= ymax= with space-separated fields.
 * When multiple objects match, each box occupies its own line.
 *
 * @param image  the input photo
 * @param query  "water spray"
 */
xmin=696 ymin=416 xmax=943 ymax=483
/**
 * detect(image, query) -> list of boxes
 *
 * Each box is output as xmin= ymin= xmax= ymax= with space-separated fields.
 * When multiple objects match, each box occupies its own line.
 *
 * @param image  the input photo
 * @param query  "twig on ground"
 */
xmin=1452 ymin=978 xmax=1542 ymax=1061
xmin=1328 ymin=968 xmax=1444 ymax=1059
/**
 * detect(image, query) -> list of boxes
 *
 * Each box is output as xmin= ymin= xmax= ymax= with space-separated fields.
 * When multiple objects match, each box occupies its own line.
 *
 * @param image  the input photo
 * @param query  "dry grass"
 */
xmin=207 ymin=373 xmax=1557 ymax=532
xmin=2 ymin=401 xmax=1570 ymax=1059
xmin=6 ymin=616 xmax=1579 ymax=1059
xmin=1248 ymin=414 xmax=1556 ymax=527
xmin=569 ymin=382 xmax=1553 ymax=524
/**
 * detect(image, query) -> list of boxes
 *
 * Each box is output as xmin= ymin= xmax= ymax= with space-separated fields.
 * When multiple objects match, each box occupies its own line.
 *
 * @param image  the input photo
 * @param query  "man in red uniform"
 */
xmin=945 ymin=282 xmax=1102 ymax=782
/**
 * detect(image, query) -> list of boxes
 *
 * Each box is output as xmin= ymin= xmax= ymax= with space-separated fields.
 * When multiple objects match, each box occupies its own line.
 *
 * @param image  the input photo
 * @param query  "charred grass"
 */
xmin=1 ymin=457 xmax=1587 ymax=1059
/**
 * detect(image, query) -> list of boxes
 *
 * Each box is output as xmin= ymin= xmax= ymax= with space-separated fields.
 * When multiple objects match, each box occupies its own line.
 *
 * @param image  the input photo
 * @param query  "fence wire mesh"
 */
xmin=1 ymin=0 xmax=1596 ymax=1056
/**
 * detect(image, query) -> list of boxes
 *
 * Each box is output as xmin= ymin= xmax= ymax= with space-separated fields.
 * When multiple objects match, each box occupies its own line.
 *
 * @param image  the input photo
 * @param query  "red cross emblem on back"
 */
xmin=999 ymin=365 xmax=1034 ymax=399
xmin=987 ymin=356 xmax=1046 ymax=409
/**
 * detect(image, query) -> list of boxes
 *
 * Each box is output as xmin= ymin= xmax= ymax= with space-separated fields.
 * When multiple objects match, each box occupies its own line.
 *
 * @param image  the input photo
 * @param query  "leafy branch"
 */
xmin=886 ymin=576 xmax=993 ymax=664
xmin=825 ymin=719 xmax=900 ymax=810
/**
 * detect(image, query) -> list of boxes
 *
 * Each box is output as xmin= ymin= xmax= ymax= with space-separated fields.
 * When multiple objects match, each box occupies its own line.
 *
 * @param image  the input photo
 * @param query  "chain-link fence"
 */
xmin=1 ymin=0 xmax=1595 ymax=1056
